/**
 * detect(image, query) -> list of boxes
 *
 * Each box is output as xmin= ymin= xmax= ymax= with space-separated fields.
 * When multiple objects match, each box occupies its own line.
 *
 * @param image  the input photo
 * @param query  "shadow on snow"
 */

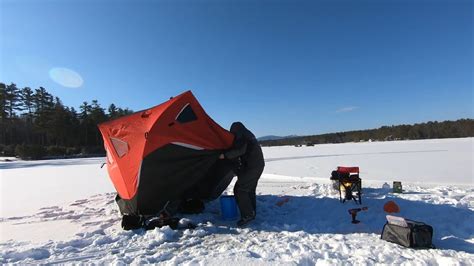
xmin=193 ymin=188 xmax=473 ymax=254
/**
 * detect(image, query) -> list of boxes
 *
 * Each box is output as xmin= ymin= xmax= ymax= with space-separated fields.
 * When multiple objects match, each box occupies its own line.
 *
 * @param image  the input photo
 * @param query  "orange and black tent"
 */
xmin=98 ymin=91 xmax=235 ymax=216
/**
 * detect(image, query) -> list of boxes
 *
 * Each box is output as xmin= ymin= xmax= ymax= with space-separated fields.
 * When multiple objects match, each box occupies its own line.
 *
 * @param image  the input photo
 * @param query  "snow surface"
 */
xmin=0 ymin=138 xmax=473 ymax=264
xmin=1 ymin=158 xmax=113 ymax=217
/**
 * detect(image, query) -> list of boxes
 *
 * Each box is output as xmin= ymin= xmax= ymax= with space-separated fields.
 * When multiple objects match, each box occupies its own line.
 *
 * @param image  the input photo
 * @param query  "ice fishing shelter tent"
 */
xmin=98 ymin=91 xmax=235 ymax=217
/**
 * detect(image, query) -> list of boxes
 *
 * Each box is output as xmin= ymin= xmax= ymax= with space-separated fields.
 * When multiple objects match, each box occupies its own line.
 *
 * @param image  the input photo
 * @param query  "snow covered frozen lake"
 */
xmin=1 ymin=138 xmax=473 ymax=264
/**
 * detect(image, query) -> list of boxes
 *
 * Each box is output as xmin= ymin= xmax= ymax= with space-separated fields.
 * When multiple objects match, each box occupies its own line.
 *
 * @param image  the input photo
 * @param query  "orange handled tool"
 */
xmin=348 ymin=206 xmax=368 ymax=224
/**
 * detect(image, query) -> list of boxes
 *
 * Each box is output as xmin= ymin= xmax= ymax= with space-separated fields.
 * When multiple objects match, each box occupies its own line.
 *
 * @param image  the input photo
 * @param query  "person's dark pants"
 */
xmin=234 ymin=165 xmax=264 ymax=218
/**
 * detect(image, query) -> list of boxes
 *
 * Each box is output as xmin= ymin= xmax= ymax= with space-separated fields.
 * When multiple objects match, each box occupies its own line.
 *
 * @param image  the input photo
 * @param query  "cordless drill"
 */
xmin=348 ymin=206 xmax=368 ymax=224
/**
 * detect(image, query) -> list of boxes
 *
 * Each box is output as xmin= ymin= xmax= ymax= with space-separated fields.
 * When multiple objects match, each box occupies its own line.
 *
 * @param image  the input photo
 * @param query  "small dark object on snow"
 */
xmin=237 ymin=215 xmax=255 ymax=227
xmin=348 ymin=206 xmax=368 ymax=224
xmin=185 ymin=222 xmax=197 ymax=229
xmin=178 ymin=199 xmax=205 ymax=214
xmin=393 ymin=181 xmax=403 ymax=193
xmin=121 ymin=215 xmax=144 ymax=230
xmin=121 ymin=214 xmax=197 ymax=231
xmin=381 ymin=217 xmax=435 ymax=249
xmin=144 ymin=216 xmax=180 ymax=230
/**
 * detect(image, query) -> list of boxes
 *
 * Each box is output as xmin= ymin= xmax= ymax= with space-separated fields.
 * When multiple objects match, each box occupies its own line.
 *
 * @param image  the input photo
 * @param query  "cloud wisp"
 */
xmin=336 ymin=106 xmax=359 ymax=113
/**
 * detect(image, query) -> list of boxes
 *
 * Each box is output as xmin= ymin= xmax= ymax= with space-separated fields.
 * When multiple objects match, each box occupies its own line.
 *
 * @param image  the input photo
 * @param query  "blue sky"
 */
xmin=1 ymin=0 xmax=472 ymax=137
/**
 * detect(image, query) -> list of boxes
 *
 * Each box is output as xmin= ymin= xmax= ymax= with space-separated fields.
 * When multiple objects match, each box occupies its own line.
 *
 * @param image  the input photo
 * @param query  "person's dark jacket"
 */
xmin=224 ymin=122 xmax=265 ymax=169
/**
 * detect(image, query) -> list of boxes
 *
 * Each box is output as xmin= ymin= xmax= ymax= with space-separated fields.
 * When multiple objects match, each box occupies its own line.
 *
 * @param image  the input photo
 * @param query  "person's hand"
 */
xmin=219 ymin=154 xmax=225 ymax=159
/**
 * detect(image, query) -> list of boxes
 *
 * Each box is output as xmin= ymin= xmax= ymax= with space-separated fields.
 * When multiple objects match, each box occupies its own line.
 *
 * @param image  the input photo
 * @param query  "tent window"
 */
xmin=110 ymin=137 xmax=129 ymax=158
xmin=176 ymin=104 xmax=197 ymax=123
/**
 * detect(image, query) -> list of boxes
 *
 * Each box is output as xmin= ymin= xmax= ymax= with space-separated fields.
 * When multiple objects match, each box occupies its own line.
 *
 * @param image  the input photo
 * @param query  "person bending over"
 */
xmin=219 ymin=122 xmax=265 ymax=227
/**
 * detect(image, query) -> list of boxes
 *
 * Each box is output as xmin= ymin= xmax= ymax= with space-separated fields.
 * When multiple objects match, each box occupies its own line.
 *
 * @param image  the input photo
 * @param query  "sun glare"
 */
xmin=49 ymin=67 xmax=84 ymax=88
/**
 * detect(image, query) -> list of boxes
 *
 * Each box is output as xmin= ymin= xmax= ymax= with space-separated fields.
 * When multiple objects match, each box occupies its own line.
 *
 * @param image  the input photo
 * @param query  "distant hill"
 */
xmin=259 ymin=118 xmax=474 ymax=147
xmin=257 ymin=135 xmax=298 ymax=141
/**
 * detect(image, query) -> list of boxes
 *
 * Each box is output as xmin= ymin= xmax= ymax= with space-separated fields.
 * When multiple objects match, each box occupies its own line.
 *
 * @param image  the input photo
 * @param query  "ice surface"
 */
xmin=0 ymin=138 xmax=473 ymax=264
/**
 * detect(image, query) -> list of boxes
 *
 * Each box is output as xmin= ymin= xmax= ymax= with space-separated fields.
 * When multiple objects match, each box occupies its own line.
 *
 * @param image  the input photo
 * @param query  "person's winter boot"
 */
xmin=237 ymin=215 xmax=255 ymax=227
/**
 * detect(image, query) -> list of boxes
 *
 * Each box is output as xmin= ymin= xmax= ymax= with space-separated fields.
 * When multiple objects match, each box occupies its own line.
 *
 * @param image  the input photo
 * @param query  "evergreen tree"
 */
xmin=46 ymin=97 xmax=69 ymax=145
xmin=2 ymin=83 xmax=23 ymax=144
xmin=4 ymin=83 xmax=22 ymax=118
xmin=79 ymin=101 xmax=92 ymax=146
xmin=33 ymin=87 xmax=55 ymax=145
xmin=0 ymin=82 xmax=135 ymax=157
xmin=90 ymin=100 xmax=106 ymax=122
xmin=19 ymin=87 xmax=35 ymax=143
xmin=34 ymin=87 xmax=54 ymax=113
xmin=20 ymin=87 xmax=35 ymax=119
xmin=90 ymin=100 xmax=107 ymax=146
xmin=0 ymin=83 xmax=7 ymax=144
xmin=0 ymin=83 xmax=7 ymax=120
xmin=108 ymin=103 xmax=118 ymax=119
xmin=79 ymin=101 xmax=92 ymax=119
xmin=66 ymin=107 xmax=81 ymax=147
xmin=117 ymin=107 xmax=133 ymax=117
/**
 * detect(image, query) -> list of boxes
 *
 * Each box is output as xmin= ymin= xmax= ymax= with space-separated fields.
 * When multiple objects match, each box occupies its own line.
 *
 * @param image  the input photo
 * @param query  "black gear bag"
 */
xmin=381 ymin=216 xmax=435 ymax=249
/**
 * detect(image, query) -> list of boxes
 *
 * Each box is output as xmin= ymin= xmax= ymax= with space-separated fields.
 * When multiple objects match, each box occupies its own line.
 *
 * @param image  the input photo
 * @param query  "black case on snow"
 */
xmin=381 ymin=220 xmax=434 ymax=249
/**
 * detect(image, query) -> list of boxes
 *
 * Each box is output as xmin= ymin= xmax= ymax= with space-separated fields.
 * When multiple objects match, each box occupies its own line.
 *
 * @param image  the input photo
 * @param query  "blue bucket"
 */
xmin=219 ymin=195 xmax=239 ymax=220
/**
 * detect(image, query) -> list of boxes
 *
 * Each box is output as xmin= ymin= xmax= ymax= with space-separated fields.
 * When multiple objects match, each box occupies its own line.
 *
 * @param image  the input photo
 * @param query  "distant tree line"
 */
xmin=260 ymin=119 xmax=474 ymax=147
xmin=0 ymin=82 xmax=133 ymax=159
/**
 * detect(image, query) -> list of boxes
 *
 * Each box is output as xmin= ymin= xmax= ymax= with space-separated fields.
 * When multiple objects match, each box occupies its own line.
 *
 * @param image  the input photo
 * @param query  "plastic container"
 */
xmin=219 ymin=195 xmax=239 ymax=220
xmin=393 ymin=181 xmax=403 ymax=193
